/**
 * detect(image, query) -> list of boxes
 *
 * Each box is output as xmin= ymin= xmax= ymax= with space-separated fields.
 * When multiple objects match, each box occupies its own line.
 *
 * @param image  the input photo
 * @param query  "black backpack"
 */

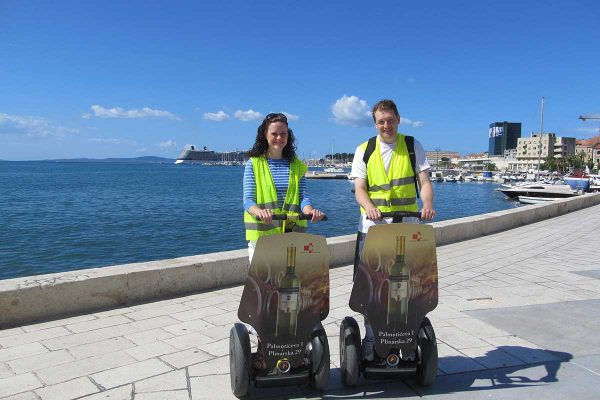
xmin=362 ymin=135 xmax=419 ymax=198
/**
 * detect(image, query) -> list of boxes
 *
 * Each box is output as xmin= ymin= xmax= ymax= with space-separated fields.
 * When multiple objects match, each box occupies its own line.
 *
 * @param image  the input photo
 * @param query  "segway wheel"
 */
xmin=229 ymin=323 xmax=251 ymax=398
xmin=416 ymin=317 xmax=438 ymax=386
xmin=339 ymin=317 xmax=361 ymax=387
xmin=309 ymin=323 xmax=330 ymax=389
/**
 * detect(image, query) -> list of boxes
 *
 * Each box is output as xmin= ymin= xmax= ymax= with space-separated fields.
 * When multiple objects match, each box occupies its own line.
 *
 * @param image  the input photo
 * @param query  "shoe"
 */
xmin=361 ymin=338 xmax=375 ymax=361
xmin=253 ymin=339 xmax=267 ymax=370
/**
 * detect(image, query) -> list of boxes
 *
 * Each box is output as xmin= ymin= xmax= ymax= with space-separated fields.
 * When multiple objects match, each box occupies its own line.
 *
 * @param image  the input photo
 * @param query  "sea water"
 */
xmin=0 ymin=162 xmax=519 ymax=280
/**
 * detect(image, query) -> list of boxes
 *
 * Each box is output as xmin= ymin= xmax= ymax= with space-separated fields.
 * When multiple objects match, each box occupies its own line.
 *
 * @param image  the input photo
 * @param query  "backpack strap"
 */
xmin=363 ymin=135 xmax=420 ymax=198
xmin=362 ymin=136 xmax=377 ymax=165
xmin=405 ymin=135 xmax=420 ymax=198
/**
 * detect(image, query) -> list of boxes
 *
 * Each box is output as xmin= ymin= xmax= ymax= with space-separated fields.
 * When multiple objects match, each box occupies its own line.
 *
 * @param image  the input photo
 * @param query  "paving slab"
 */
xmin=466 ymin=299 xmax=600 ymax=358
xmin=0 ymin=204 xmax=600 ymax=399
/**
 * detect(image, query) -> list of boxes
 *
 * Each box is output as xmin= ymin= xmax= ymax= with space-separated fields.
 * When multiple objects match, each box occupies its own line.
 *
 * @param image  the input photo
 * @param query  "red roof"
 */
xmin=576 ymin=134 xmax=600 ymax=147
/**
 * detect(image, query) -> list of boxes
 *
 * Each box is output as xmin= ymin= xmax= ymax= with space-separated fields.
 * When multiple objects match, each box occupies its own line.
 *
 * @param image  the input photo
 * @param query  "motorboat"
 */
xmin=518 ymin=196 xmax=562 ymax=205
xmin=323 ymin=166 xmax=346 ymax=173
xmin=496 ymin=182 xmax=578 ymax=200
xmin=430 ymin=171 xmax=444 ymax=182
xmin=562 ymin=170 xmax=591 ymax=192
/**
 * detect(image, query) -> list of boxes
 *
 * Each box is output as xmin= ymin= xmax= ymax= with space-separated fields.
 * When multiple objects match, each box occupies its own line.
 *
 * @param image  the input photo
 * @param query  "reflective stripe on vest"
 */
xmin=244 ymin=157 xmax=308 ymax=240
xmin=359 ymin=134 xmax=418 ymax=214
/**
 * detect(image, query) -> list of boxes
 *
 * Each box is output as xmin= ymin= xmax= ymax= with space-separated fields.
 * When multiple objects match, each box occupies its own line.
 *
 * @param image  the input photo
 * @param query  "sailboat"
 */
xmin=323 ymin=144 xmax=345 ymax=173
xmin=497 ymin=97 xmax=578 ymax=202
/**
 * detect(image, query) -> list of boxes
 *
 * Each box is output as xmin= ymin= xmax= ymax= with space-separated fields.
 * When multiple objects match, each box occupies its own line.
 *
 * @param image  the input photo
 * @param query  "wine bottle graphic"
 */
xmin=276 ymin=246 xmax=299 ymax=337
xmin=387 ymin=236 xmax=410 ymax=327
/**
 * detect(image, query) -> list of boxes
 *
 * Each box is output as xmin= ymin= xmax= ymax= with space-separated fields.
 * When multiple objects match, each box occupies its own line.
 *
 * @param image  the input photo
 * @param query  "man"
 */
xmin=350 ymin=98 xmax=436 ymax=360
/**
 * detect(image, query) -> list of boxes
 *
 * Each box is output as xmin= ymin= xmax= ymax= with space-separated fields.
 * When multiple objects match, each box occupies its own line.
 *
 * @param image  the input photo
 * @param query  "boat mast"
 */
xmin=536 ymin=97 xmax=544 ymax=182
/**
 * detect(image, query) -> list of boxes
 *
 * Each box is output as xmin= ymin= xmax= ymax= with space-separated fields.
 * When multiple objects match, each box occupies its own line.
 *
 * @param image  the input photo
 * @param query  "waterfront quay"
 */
xmin=1 ymin=196 xmax=600 ymax=399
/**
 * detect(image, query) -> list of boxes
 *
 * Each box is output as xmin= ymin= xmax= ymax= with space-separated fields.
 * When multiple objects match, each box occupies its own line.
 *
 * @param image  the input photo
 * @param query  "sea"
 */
xmin=0 ymin=162 xmax=520 ymax=280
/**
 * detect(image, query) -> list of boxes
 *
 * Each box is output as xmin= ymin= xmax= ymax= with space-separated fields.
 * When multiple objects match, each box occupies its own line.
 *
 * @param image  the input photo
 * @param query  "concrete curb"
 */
xmin=2 ymin=193 xmax=600 ymax=328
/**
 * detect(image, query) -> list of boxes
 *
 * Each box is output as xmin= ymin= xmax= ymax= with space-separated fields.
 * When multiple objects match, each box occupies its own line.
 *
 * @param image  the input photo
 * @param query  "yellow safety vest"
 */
xmin=244 ymin=156 xmax=308 ymax=240
xmin=359 ymin=134 xmax=418 ymax=214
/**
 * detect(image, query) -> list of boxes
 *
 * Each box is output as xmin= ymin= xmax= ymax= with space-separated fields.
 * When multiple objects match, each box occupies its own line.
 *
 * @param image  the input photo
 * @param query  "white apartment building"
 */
xmin=514 ymin=133 xmax=575 ymax=171
xmin=425 ymin=150 xmax=461 ymax=166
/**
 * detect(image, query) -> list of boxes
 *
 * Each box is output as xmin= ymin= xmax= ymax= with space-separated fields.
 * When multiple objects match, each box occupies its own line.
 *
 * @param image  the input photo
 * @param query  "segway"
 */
xmin=340 ymin=211 xmax=438 ymax=387
xmin=230 ymin=213 xmax=330 ymax=398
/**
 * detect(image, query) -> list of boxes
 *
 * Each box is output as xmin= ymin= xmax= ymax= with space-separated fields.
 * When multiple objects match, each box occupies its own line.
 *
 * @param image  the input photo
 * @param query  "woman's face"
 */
xmin=265 ymin=121 xmax=289 ymax=154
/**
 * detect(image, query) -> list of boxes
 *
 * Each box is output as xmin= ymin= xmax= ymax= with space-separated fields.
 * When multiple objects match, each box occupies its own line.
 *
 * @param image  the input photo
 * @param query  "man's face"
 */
xmin=374 ymin=109 xmax=400 ymax=144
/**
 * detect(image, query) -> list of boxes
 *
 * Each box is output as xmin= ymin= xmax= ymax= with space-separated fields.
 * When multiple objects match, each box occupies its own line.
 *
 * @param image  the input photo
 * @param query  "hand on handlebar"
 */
xmin=420 ymin=207 xmax=436 ymax=221
xmin=254 ymin=208 xmax=273 ymax=224
xmin=309 ymin=209 xmax=326 ymax=223
xmin=365 ymin=207 xmax=382 ymax=221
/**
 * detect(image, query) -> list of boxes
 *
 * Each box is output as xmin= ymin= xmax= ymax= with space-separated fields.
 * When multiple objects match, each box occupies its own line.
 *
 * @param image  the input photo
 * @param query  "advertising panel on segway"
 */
xmin=340 ymin=211 xmax=439 ymax=387
xmin=230 ymin=213 xmax=330 ymax=398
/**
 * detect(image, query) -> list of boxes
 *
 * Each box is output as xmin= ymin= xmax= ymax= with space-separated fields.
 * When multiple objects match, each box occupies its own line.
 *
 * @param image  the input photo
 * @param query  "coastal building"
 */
xmin=488 ymin=122 xmax=521 ymax=156
xmin=514 ymin=133 xmax=576 ymax=171
xmin=576 ymin=135 xmax=600 ymax=167
xmin=455 ymin=152 xmax=500 ymax=171
xmin=425 ymin=150 xmax=461 ymax=167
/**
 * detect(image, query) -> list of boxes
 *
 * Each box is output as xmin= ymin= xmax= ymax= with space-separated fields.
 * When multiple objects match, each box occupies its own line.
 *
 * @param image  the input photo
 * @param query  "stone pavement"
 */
xmin=1 ymin=205 xmax=600 ymax=399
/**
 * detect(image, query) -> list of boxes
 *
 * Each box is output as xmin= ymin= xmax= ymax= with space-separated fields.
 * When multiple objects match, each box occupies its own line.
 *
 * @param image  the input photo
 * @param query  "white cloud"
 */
xmin=0 ymin=112 xmax=78 ymax=137
xmin=86 ymin=105 xmax=180 ymax=120
xmin=203 ymin=110 xmax=230 ymax=121
xmin=282 ymin=112 xmax=299 ymax=121
xmin=331 ymin=95 xmax=371 ymax=127
xmin=158 ymin=140 xmax=178 ymax=150
xmin=234 ymin=109 xmax=262 ymax=121
xmin=400 ymin=117 xmax=424 ymax=128
xmin=136 ymin=147 xmax=148 ymax=153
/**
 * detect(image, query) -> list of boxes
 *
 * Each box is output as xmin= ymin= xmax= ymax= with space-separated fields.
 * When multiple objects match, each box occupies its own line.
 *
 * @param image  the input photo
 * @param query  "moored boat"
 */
xmin=518 ymin=196 xmax=562 ymax=204
xmin=323 ymin=166 xmax=346 ymax=173
xmin=562 ymin=170 xmax=591 ymax=192
xmin=496 ymin=182 xmax=577 ymax=200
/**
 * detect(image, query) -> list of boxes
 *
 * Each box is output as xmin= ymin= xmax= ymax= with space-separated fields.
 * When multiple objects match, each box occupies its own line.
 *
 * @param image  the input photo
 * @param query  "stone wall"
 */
xmin=2 ymin=193 xmax=599 ymax=328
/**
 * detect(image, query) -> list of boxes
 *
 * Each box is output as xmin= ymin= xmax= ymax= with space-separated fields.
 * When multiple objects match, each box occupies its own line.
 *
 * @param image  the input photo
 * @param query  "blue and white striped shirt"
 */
xmin=243 ymin=158 xmax=311 ymax=212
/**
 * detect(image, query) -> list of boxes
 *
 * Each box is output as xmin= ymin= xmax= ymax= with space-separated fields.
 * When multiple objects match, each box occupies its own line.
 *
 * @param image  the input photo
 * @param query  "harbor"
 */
xmin=0 ymin=162 xmax=521 ymax=280
xmin=1 ymin=194 xmax=599 ymax=399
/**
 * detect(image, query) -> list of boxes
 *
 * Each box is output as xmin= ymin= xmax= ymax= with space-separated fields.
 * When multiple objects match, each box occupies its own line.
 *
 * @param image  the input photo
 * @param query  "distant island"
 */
xmin=0 ymin=156 xmax=175 ymax=163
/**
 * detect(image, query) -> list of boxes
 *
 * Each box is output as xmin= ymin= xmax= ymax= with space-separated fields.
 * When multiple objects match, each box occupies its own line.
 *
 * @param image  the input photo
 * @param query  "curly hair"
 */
xmin=246 ymin=113 xmax=297 ymax=160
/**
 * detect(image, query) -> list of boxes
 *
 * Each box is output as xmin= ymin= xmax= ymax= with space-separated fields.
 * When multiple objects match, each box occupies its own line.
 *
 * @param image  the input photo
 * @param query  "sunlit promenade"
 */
xmin=1 ymin=204 xmax=600 ymax=399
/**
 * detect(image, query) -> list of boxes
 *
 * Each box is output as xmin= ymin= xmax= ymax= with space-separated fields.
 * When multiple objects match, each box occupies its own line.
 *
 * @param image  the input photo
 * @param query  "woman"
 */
xmin=243 ymin=112 xmax=325 ymax=262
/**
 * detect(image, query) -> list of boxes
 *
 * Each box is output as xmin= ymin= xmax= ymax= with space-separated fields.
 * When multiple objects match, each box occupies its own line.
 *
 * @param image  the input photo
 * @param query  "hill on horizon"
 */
xmin=1 ymin=156 xmax=175 ymax=163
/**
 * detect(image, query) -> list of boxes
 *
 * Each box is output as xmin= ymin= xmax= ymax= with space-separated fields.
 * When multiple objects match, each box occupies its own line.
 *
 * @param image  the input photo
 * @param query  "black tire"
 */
xmin=310 ymin=323 xmax=330 ymax=390
xmin=417 ymin=317 xmax=438 ymax=386
xmin=230 ymin=323 xmax=251 ymax=398
xmin=339 ymin=317 xmax=361 ymax=387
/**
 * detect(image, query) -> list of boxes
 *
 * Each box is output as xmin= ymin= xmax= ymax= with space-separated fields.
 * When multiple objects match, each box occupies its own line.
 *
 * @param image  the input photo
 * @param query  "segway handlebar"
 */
xmin=255 ymin=213 xmax=328 ymax=221
xmin=368 ymin=211 xmax=422 ymax=220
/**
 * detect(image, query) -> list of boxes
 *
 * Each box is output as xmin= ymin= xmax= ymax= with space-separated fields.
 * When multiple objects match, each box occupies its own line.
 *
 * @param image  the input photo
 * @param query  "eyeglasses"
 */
xmin=265 ymin=112 xmax=287 ymax=122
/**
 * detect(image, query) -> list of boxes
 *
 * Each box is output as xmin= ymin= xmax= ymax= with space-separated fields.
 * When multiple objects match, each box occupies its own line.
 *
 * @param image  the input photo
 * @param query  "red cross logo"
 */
xmin=412 ymin=232 xmax=422 ymax=241
xmin=304 ymin=242 xmax=314 ymax=253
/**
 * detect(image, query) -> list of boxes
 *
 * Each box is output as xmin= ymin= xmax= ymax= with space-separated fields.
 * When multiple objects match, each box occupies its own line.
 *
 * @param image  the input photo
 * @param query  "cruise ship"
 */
xmin=174 ymin=144 xmax=246 ymax=164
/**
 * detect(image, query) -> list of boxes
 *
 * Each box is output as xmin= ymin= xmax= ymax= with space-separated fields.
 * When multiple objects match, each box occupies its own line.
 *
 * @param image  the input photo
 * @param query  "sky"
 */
xmin=1 ymin=0 xmax=599 ymax=161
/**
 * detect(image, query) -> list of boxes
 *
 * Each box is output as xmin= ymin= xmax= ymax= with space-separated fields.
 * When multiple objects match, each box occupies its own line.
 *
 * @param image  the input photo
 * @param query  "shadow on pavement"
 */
xmin=312 ymin=346 xmax=574 ymax=399
xmin=241 ymin=346 xmax=573 ymax=399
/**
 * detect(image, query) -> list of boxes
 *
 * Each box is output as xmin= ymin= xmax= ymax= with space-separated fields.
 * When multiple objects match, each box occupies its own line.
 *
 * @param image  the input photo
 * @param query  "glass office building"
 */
xmin=488 ymin=122 xmax=521 ymax=156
